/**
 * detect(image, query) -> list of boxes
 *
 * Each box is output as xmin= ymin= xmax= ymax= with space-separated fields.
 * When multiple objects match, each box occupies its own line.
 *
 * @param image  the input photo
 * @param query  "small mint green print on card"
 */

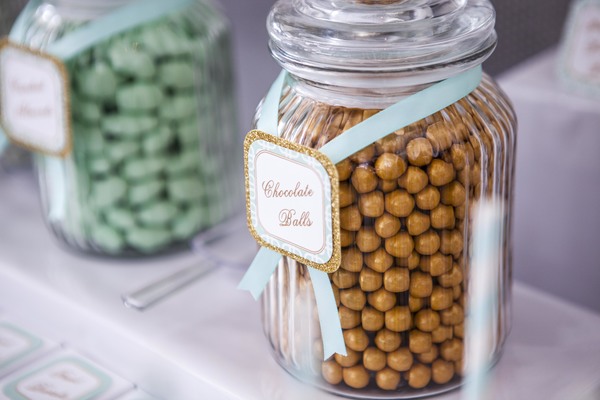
xmin=0 ymin=323 xmax=43 ymax=370
xmin=3 ymin=357 xmax=112 ymax=400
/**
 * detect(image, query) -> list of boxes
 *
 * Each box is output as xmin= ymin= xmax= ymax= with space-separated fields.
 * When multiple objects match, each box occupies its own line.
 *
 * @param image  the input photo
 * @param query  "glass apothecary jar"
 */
xmin=258 ymin=0 xmax=516 ymax=397
xmin=11 ymin=0 xmax=239 ymax=255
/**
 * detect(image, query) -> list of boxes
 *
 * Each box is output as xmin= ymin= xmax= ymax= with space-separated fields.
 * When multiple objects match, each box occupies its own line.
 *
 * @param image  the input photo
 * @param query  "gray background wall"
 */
xmin=489 ymin=0 xmax=572 ymax=74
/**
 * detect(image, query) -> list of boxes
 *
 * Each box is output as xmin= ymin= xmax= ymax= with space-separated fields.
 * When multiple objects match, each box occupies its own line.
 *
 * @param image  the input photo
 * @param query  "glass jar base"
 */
xmin=46 ymin=222 xmax=194 ymax=259
xmin=270 ymin=345 xmax=505 ymax=399
xmin=315 ymin=380 xmax=462 ymax=400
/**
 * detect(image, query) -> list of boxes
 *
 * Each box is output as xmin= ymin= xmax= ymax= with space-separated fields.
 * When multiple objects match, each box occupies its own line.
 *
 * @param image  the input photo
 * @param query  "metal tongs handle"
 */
xmin=122 ymin=214 xmax=244 ymax=311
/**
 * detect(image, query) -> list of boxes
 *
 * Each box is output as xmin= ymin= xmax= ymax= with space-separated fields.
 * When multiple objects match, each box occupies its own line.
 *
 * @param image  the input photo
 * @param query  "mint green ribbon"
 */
xmin=44 ymin=0 xmax=195 ymax=60
xmin=0 ymin=122 xmax=7 ymax=157
xmin=238 ymin=71 xmax=288 ymax=301
xmin=0 ymin=0 xmax=194 ymax=157
xmin=240 ymin=66 xmax=483 ymax=360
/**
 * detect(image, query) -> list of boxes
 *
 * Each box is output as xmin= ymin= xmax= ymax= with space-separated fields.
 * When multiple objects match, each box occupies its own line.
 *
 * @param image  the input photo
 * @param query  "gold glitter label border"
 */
xmin=244 ymin=129 xmax=341 ymax=273
xmin=0 ymin=39 xmax=73 ymax=158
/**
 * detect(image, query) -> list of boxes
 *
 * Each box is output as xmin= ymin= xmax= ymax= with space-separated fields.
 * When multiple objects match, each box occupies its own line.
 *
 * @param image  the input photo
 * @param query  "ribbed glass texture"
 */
xmin=260 ymin=71 xmax=516 ymax=397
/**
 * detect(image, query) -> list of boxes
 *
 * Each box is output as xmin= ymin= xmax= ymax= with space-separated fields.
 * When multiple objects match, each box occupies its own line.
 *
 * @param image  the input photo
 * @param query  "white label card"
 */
xmin=0 ymin=40 xmax=71 ymax=156
xmin=245 ymin=130 xmax=341 ymax=273
xmin=4 ymin=359 xmax=111 ymax=400
xmin=0 ymin=329 xmax=31 ymax=364
xmin=562 ymin=1 xmax=600 ymax=85
xmin=0 ymin=323 xmax=42 ymax=370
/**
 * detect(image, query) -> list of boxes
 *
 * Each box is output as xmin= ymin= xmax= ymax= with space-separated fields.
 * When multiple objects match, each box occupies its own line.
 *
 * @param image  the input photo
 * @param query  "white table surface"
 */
xmin=1 ymin=169 xmax=600 ymax=400
xmin=498 ymin=48 xmax=600 ymax=313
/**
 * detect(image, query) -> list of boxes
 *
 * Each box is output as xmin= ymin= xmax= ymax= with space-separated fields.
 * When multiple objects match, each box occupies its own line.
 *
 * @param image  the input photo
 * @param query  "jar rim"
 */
xmin=267 ymin=0 xmax=497 ymax=85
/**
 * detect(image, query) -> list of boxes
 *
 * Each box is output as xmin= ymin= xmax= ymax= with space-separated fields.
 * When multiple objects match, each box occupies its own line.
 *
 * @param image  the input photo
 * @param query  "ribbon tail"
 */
xmin=256 ymin=70 xmax=287 ymax=135
xmin=308 ymin=268 xmax=347 ymax=359
xmin=46 ymin=156 xmax=67 ymax=223
xmin=238 ymin=247 xmax=282 ymax=300
xmin=0 ymin=130 xmax=8 ymax=158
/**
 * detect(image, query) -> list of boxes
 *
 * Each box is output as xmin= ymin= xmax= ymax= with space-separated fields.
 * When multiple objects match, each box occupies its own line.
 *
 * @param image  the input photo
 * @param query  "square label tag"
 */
xmin=3 ymin=358 xmax=112 ymax=400
xmin=0 ymin=323 xmax=43 ymax=371
xmin=0 ymin=40 xmax=71 ymax=157
xmin=560 ymin=0 xmax=600 ymax=87
xmin=244 ymin=130 xmax=341 ymax=273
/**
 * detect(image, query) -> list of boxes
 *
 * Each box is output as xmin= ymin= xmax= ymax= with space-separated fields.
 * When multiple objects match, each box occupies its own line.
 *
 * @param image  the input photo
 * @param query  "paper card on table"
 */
xmin=1 ymin=350 xmax=133 ymax=400
xmin=244 ymin=130 xmax=341 ymax=273
xmin=0 ymin=40 xmax=72 ymax=157
xmin=0 ymin=321 xmax=58 ymax=380
xmin=0 ymin=323 xmax=43 ymax=372
xmin=3 ymin=359 xmax=111 ymax=400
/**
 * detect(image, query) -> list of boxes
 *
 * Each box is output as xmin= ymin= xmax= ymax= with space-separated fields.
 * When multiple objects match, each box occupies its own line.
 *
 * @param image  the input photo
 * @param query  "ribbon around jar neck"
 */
xmin=0 ymin=0 xmax=195 ymax=157
xmin=239 ymin=66 xmax=483 ymax=359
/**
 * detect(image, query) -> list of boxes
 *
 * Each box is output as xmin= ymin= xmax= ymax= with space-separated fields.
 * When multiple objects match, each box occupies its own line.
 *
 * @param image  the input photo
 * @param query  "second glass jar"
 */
xmin=15 ymin=0 xmax=239 ymax=255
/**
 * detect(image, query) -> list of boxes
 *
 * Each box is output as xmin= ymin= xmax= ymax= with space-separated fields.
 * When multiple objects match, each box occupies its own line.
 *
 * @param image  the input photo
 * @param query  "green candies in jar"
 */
xmin=17 ymin=0 xmax=239 ymax=255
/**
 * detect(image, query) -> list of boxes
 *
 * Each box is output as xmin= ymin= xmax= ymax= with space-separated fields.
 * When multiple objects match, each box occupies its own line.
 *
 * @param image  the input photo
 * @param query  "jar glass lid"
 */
xmin=268 ymin=0 xmax=496 ymax=85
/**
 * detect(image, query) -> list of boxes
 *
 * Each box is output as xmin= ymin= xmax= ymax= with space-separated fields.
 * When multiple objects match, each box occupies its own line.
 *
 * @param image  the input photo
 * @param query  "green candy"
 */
xmin=137 ymin=201 xmax=179 ymax=226
xmin=129 ymin=180 xmax=165 ymax=206
xmin=175 ymin=118 xmax=200 ymax=146
xmin=108 ymin=41 xmax=155 ymax=78
xmin=158 ymin=61 xmax=195 ymax=89
xmin=167 ymin=176 xmax=204 ymax=202
xmin=106 ymin=141 xmax=140 ymax=164
xmin=123 ymin=157 xmax=166 ymax=181
xmin=142 ymin=126 xmax=174 ymax=155
xmin=159 ymin=94 xmax=198 ymax=121
xmin=116 ymin=83 xmax=164 ymax=111
xmin=90 ymin=224 xmax=125 ymax=253
xmin=102 ymin=115 xmax=158 ymax=138
xmin=84 ymin=130 xmax=106 ymax=155
xmin=71 ymin=123 xmax=91 ymax=149
xmin=76 ymin=62 xmax=118 ymax=101
xmin=172 ymin=205 xmax=205 ymax=240
xmin=166 ymin=151 xmax=199 ymax=176
xmin=137 ymin=24 xmax=192 ymax=57
xmin=104 ymin=208 xmax=137 ymax=231
xmin=75 ymin=50 xmax=93 ymax=68
xmin=92 ymin=177 xmax=127 ymax=209
xmin=126 ymin=227 xmax=173 ymax=253
xmin=73 ymin=99 xmax=102 ymax=123
xmin=88 ymin=158 xmax=112 ymax=175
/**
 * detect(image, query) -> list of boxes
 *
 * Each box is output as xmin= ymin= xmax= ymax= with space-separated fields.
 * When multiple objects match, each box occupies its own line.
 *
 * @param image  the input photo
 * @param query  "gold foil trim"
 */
xmin=0 ymin=38 xmax=73 ymax=158
xmin=244 ymin=129 xmax=342 ymax=273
